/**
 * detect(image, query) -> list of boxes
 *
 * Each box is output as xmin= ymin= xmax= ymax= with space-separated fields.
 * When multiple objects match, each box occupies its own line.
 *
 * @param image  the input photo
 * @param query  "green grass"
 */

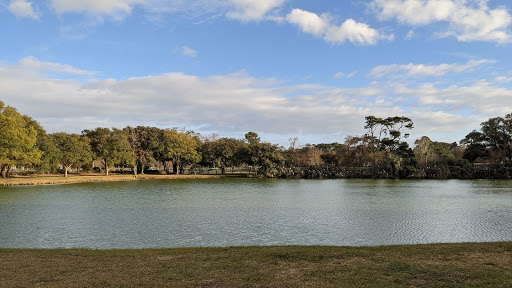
xmin=1 ymin=242 xmax=511 ymax=287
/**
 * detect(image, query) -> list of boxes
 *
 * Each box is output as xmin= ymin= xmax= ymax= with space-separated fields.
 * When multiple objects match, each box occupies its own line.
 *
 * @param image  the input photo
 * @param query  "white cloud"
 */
xmin=225 ymin=0 xmax=285 ymax=22
xmin=333 ymin=71 xmax=358 ymax=79
xmin=1 ymin=58 xmax=510 ymax=143
xmin=286 ymin=8 xmax=328 ymax=37
xmin=286 ymin=9 xmax=393 ymax=46
xmin=8 ymin=0 xmax=39 ymax=20
xmin=446 ymin=2 xmax=512 ymax=43
xmin=333 ymin=72 xmax=345 ymax=79
xmin=325 ymin=19 xmax=394 ymax=45
xmin=346 ymin=71 xmax=358 ymax=78
xmin=49 ymin=0 xmax=145 ymax=18
xmin=181 ymin=46 xmax=198 ymax=58
xmin=371 ymin=0 xmax=455 ymax=25
xmin=45 ymin=0 xmax=286 ymax=23
xmin=406 ymin=29 xmax=415 ymax=39
xmin=371 ymin=0 xmax=512 ymax=44
xmin=406 ymin=81 xmax=512 ymax=115
xmin=17 ymin=56 xmax=96 ymax=75
xmin=369 ymin=59 xmax=493 ymax=78
xmin=494 ymin=76 xmax=512 ymax=83
xmin=0 ymin=59 xmax=372 ymax=137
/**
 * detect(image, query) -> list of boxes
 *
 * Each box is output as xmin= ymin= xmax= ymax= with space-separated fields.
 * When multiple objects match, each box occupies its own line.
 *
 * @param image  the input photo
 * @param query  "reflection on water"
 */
xmin=0 ymin=179 xmax=511 ymax=248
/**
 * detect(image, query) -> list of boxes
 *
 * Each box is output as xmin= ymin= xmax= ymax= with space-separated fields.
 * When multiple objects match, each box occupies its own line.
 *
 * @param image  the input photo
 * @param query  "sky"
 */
xmin=1 ymin=0 xmax=512 ymax=147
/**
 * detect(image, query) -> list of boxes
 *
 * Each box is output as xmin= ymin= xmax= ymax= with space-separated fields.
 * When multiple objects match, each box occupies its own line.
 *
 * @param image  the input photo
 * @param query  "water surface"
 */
xmin=0 ymin=179 xmax=511 ymax=248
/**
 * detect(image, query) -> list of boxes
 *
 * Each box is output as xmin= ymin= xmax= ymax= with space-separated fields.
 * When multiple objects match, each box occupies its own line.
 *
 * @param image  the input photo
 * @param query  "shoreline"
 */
xmin=0 ymin=173 xmax=237 ymax=186
xmin=2 ymin=242 xmax=511 ymax=287
xmin=1 ymin=173 xmax=511 ymax=186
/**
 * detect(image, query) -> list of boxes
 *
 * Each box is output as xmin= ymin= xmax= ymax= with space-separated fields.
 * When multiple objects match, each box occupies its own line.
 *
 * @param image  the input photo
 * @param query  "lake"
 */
xmin=0 ymin=178 xmax=511 ymax=249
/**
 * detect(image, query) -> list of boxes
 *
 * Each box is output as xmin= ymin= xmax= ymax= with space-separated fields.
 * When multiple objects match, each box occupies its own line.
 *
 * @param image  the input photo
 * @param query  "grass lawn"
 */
xmin=1 ymin=242 xmax=511 ymax=287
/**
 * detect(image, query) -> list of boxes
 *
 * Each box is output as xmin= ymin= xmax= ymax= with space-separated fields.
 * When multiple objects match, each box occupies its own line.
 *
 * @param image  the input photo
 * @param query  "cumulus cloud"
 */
xmin=369 ymin=59 xmax=494 ymax=78
xmin=17 ymin=56 xmax=96 ymax=75
xmin=371 ymin=0 xmax=512 ymax=44
xmin=286 ymin=8 xmax=393 ymax=46
xmin=8 ymin=0 xmax=39 ymax=20
xmin=371 ymin=0 xmax=455 ymax=25
xmin=286 ymin=8 xmax=328 ymax=37
xmin=325 ymin=19 xmax=394 ymax=45
xmin=225 ymin=0 xmax=285 ymax=22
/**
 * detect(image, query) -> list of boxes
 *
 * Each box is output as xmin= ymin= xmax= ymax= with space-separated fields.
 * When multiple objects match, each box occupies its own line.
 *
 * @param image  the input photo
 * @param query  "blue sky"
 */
xmin=1 ymin=0 xmax=512 ymax=147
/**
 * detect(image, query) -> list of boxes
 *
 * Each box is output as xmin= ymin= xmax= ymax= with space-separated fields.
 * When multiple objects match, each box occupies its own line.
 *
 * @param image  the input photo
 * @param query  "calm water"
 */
xmin=0 ymin=179 xmax=511 ymax=249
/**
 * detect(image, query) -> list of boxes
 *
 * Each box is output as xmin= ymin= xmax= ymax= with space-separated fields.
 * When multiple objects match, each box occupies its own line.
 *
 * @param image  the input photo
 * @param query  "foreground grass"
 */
xmin=1 ymin=243 xmax=511 ymax=287
xmin=0 ymin=173 xmax=230 ymax=186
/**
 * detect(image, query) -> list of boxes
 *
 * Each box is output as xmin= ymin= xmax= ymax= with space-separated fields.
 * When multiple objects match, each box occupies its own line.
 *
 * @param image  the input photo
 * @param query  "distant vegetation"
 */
xmin=1 ymin=100 xmax=511 ymax=179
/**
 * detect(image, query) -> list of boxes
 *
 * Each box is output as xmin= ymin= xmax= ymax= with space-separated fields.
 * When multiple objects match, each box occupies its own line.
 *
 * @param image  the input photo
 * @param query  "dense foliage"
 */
xmin=1 ymin=101 xmax=511 ymax=179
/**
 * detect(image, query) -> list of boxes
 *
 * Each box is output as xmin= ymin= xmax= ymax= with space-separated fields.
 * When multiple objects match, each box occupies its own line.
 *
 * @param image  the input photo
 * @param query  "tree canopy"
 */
xmin=0 ymin=101 xmax=41 ymax=178
xmin=53 ymin=132 xmax=93 ymax=177
xmin=1 ymin=100 xmax=511 ymax=179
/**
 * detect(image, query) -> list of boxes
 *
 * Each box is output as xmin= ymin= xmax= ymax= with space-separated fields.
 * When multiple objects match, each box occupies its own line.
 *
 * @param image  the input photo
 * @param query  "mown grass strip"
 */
xmin=1 ymin=242 xmax=511 ymax=287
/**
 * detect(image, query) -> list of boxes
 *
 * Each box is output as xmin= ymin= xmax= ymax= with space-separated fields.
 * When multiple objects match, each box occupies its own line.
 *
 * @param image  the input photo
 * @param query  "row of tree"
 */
xmin=1 ymin=100 xmax=511 ymax=179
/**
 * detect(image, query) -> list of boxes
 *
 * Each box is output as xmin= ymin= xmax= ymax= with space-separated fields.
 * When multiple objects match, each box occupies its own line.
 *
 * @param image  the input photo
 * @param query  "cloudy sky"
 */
xmin=1 ymin=0 xmax=511 ymax=146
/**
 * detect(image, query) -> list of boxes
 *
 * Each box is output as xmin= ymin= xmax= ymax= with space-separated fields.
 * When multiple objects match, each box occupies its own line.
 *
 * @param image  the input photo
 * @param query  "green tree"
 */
xmin=244 ymin=132 xmax=260 ymax=145
xmin=145 ymin=126 xmax=166 ymax=172
xmin=363 ymin=116 xmax=414 ymax=171
xmin=52 ymin=132 xmax=93 ymax=177
xmin=36 ymin=132 xmax=60 ymax=174
xmin=162 ymin=129 xmax=201 ymax=174
xmin=248 ymin=142 xmax=285 ymax=177
xmin=318 ymin=143 xmax=349 ymax=166
xmin=0 ymin=101 xmax=41 ymax=178
xmin=84 ymin=128 xmax=134 ymax=176
xmin=364 ymin=116 xmax=388 ymax=150
xmin=461 ymin=114 xmax=512 ymax=163
xmin=432 ymin=141 xmax=459 ymax=166
xmin=460 ymin=130 xmax=488 ymax=162
xmin=380 ymin=116 xmax=414 ymax=151
xmin=200 ymin=138 xmax=246 ymax=173
xmin=414 ymin=136 xmax=436 ymax=168
xmin=124 ymin=126 xmax=161 ymax=175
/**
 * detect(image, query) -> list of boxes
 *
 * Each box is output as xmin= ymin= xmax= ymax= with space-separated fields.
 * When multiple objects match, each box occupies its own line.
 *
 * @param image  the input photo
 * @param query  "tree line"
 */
xmin=1 ymin=100 xmax=511 ymax=179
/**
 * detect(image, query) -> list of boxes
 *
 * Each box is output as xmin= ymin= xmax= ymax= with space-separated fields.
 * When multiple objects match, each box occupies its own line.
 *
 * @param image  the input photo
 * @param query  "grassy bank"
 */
xmin=0 ymin=173 xmax=234 ymax=186
xmin=1 ymin=242 xmax=511 ymax=287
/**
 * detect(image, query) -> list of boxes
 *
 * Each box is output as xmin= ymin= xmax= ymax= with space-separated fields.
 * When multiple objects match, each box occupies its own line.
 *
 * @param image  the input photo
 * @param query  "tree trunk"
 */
xmin=65 ymin=166 xmax=69 ymax=177
xmin=173 ymin=162 xmax=179 ymax=174
xmin=104 ymin=160 xmax=109 ymax=176
xmin=139 ymin=161 xmax=144 ymax=175
xmin=133 ymin=163 xmax=137 ymax=177
xmin=1 ymin=165 xmax=7 ymax=179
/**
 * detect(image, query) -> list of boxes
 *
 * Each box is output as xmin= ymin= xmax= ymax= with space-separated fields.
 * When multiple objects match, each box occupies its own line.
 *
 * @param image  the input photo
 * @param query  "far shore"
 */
xmin=0 ymin=173 xmax=243 ymax=186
